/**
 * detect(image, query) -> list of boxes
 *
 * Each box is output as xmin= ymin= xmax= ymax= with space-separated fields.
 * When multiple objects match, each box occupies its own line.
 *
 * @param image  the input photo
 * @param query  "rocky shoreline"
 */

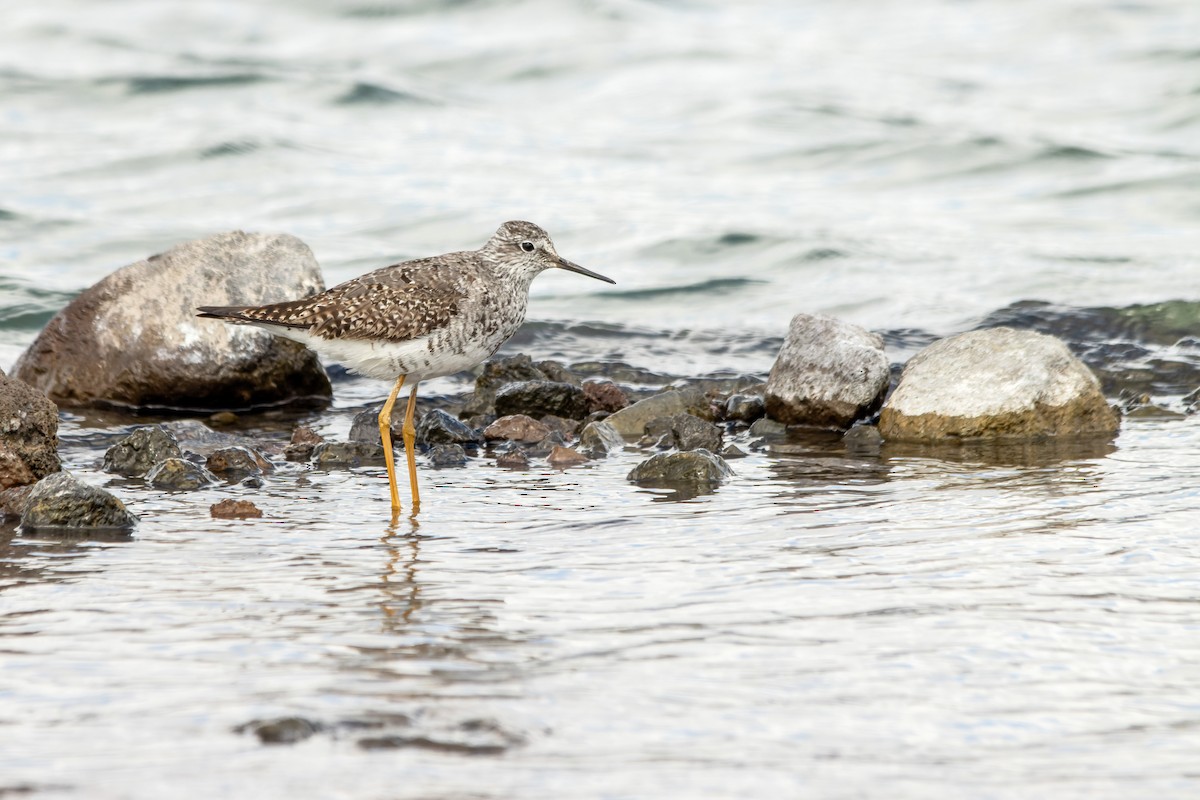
xmin=3 ymin=230 xmax=1192 ymax=534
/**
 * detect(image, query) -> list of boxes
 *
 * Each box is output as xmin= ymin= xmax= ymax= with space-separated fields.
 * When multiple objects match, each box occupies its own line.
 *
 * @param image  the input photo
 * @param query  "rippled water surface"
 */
xmin=3 ymin=1 xmax=1200 ymax=797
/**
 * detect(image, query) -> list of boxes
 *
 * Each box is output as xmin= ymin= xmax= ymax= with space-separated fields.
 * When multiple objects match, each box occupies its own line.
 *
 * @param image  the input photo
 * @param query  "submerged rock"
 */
xmin=146 ymin=458 xmax=218 ymax=490
xmin=578 ymin=420 xmax=625 ymax=457
xmin=416 ymin=410 xmax=482 ymax=446
xmin=483 ymin=414 xmax=551 ymax=443
xmin=311 ymin=441 xmax=386 ymax=467
xmin=627 ymin=449 xmax=734 ymax=485
xmin=103 ymin=426 xmax=182 ymax=477
xmin=843 ymin=424 xmax=883 ymax=455
xmin=205 ymin=446 xmax=272 ymax=480
xmin=427 ymin=443 xmax=468 ymax=467
xmin=0 ymin=371 xmax=61 ymax=489
xmin=494 ymin=381 xmax=589 ymax=420
xmin=284 ymin=425 xmax=323 ymax=462
xmin=879 ymin=327 xmax=1120 ymax=441
xmin=642 ymin=413 xmax=722 ymax=452
xmin=764 ymin=313 xmax=890 ymax=428
xmin=235 ymin=717 xmax=322 ymax=746
xmin=210 ymin=499 xmax=264 ymax=519
xmin=20 ymin=471 xmax=137 ymax=532
xmin=495 ymin=448 xmax=530 ymax=469
xmin=604 ymin=388 xmax=712 ymax=438
xmin=12 ymin=230 xmax=331 ymax=411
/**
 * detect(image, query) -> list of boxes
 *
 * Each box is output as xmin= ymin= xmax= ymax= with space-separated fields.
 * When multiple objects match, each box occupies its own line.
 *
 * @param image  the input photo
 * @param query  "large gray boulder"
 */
xmin=0 ymin=370 xmax=60 ymax=489
xmin=764 ymin=313 xmax=890 ymax=428
xmin=13 ymin=231 xmax=332 ymax=411
xmin=20 ymin=471 xmax=137 ymax=532
xmin=879 ymin=328 xmax=1120 ymax=441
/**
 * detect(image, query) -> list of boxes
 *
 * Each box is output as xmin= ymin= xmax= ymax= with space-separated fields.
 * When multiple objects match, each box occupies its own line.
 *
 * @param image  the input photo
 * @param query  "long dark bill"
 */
xmin=557 ymin=257 xmax=615 ymax=284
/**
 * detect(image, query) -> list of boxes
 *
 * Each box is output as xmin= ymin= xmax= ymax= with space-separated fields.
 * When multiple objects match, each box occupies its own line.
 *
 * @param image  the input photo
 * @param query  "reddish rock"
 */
xmin=483 ymin=414 xmax=551 ymax=443
xmin=583 ymin=381 xmax=629 ymax=414
xmin=284 ymin=425 xmax=323 ymax=461
xmin=0 ymin=371 xmax=60 ymax=489
xmin=546 ymin=445 xmax=588 ymax=467
xmin=210 ymin=499 xmax=264 ymax=519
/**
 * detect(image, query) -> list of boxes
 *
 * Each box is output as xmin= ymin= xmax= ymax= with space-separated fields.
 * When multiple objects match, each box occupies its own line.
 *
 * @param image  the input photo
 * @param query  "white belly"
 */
xmin=261 ymin=325 xmax=503 ymax=383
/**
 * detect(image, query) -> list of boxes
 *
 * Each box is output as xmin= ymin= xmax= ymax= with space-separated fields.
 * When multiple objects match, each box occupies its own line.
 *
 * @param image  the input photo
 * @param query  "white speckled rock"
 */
xmin=879 ymin=327 xmax=1120 ymax=441
xmin=764 ymin=313 xmax=890 ymax=428
xmin=13 ymin=231 xmax=331 ymax=411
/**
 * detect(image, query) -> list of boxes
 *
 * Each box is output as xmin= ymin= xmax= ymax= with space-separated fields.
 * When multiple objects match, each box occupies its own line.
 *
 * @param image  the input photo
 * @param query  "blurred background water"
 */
xmin=2 ymin=1 xmax=1200 ymax=798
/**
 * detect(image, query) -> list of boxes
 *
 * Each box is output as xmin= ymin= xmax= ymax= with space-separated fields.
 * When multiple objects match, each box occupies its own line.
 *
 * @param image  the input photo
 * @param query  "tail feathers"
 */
xmin=196 ymin=305 xmax=310 ymax=330
xmin=196 ymin=305 xmax=251 ymax=322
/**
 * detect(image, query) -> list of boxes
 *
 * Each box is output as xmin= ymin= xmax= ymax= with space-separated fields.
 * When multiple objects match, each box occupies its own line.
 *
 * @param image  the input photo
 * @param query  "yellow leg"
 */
xmin=379 ymin=375 xmax=407 ymax=514
xmin=402 ymin=381 xmax=421 ymax=512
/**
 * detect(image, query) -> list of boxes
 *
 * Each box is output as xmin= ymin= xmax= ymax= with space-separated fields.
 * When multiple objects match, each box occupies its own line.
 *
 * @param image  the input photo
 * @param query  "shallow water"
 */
xmin=3 ymin=0 xmax=1200 ymax=798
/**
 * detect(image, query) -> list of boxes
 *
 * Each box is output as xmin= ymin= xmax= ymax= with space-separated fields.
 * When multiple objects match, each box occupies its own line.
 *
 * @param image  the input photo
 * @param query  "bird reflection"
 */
xmin=378 ymin=513 xmax=422 ymax=629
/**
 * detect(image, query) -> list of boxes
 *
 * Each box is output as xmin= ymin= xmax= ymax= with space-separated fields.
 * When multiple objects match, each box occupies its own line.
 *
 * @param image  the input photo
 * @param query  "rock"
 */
xmin=642 ymin=413 xmax=722 ymax=452
xmin=538 ymin=415 xmax=580 ymax=440
xmin=20 ymin=472 xmax=137 ymax=532
xmin=211 ymin=499 xmax=264 ymax=519
xmin=0 ymin=485 xmax=33 ymax=519
xmin=146 ymin=458 xmax=218 ymax=490
xmin=546 ymin=445 xmax=588 ymax=467
xmin=494 ymin=381 xmax=589 ymax=420
xmin=764 ymin=313 xmax=890 ymax=428
xmin=348 ymin=407 xmax=385 ymax=444
xmin=748 ymin=417 xmax=787 ymax=438
xmin=723 ymin=394 xmax=765 ymax=423
xmin=582 ymin=381 xmax=629 ymax=414
xmin=12 ymin=231 xmax=332 ymax=411
xmin=535 ymin=360 xmax=581 ymax=385
xmin=578 ymin=420 xmax=625 ymax=458
xmin=102 ymin=426 xmax=182 ymax=477
xmin=236 ymin=717 xmax=322 ymax=746
xmin=878 ymin=328 xmax=1121 ymax=441
xmin=495 ymin=449 xmax=530 ymax=469
xmin=843 ymin=425 xmax=883 ymax=455
xmin=461 ymin=354 xmax=549 ymax=416
xmin=416 ymin=410 xmax=482 ymax=446
xmin=0 ymin=372 xmax=61 ymax=488
xmin=208 ymin=411 xmax=238 ymax=426
xmin=604 ymin=388 xmax=712 ymax=437
xmin=483 ymin=414 xmax=551 ymax=443
xmin=428 ymin=443 xmax=468 ymax=467
xmin=311 ymin=441 xmax=386 ymax=467
xmin=206 ymin=446 xmax=272 ymax=479
xmin=284 ymin=425 xmax=323 ymax=461
xmin=526 ymin=431 xmax=567 ymax=458
xmin=627 ymin=449 xmax=734 ymax=485
xmin=720 ymin=444 xmax=748 ymax=459
xmin=158 ymin=420 xmax=245 ymax=454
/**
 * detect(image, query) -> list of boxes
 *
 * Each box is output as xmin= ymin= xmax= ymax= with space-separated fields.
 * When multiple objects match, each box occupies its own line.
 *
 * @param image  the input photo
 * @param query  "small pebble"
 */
xmin=547 ymin=445 xmax=588 ymax=467
xmin=211 ymin=499 xmax=264 ymax=519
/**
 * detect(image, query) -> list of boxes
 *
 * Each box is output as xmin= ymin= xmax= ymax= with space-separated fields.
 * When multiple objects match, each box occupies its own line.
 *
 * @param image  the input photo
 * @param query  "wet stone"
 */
xmin=495 ymin=449 xmax=530 ymax=469
xmin=748 ymin=417 xmax=788 ymax=438
xmin=547 ymin=445 xmax=588 ymax=467
xmin=494 ymin=381 xmax=590 ymax=420
xmin=604 ymin=388 xmax=712 ymax=437
xmin=525 ymin=431 xmax=567 ymax=458
xmin=348 ymin=406 xmax=385 ymax=444
xmin=535 ymin=359 xmax=581 ymax=386
xmin=539 ymin=414 xmax=580 ymax=440
xmin=0 ymin=371 xmax=61 ymax=489
xmin=642 ymin=413 xmax=722 ymax=452
xmin=483 ymin=414 xmax=551 ymax=443
xmin=283 ymin=425 xmax=323 ymax=462
xmin=721 ymin=444 xmax=748 ymax=459
xmin=578 ymin=420 xmax=625 ymax=458
xmin=311 ymin=441 xmax=386 ymax=468
xmin=103 ymin=426 xmax=182 ymax=478
xmin=461 ymin=354 xmax=549 ymax=416
xmin=20 ymin=471 xmax=137 ymax=532
xmin=843 ymin=425 xmax=883 ymax=455
xmin=627 ymin=449 xmax=734 ymax=486
xmin=416 ymin=409 xmax=482 ymax=447
xmin=236 ymin=717 xmax=323 ymax=746
xmin=0 ymin=485 xmax=33 ymax=519
xmin=427 ymin=443 xmax=468 ymax=468
xmin=723 ymin=393 xmax=765 ymax=423
xmin=208 ymin=411 xmax=238 ymax=426
xmin=146 ymin=458 xmax=218 ymax=491
xmin=210 ymin=499 xmax=263 ymax=519
xmin=583 ymin=380 xmax=629 ymax=414
xmin=205 ymin=446 xmax=272 ymax=479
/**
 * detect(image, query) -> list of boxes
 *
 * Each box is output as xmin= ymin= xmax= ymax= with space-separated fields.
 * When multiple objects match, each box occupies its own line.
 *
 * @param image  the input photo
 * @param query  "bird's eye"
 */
xmin=520 ymin=241 xmax=536 ymax=253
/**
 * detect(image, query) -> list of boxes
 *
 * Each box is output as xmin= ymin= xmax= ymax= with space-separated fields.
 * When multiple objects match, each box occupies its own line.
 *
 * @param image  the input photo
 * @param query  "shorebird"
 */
xmin=198 ymin=220 xmax=614 ymax=516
